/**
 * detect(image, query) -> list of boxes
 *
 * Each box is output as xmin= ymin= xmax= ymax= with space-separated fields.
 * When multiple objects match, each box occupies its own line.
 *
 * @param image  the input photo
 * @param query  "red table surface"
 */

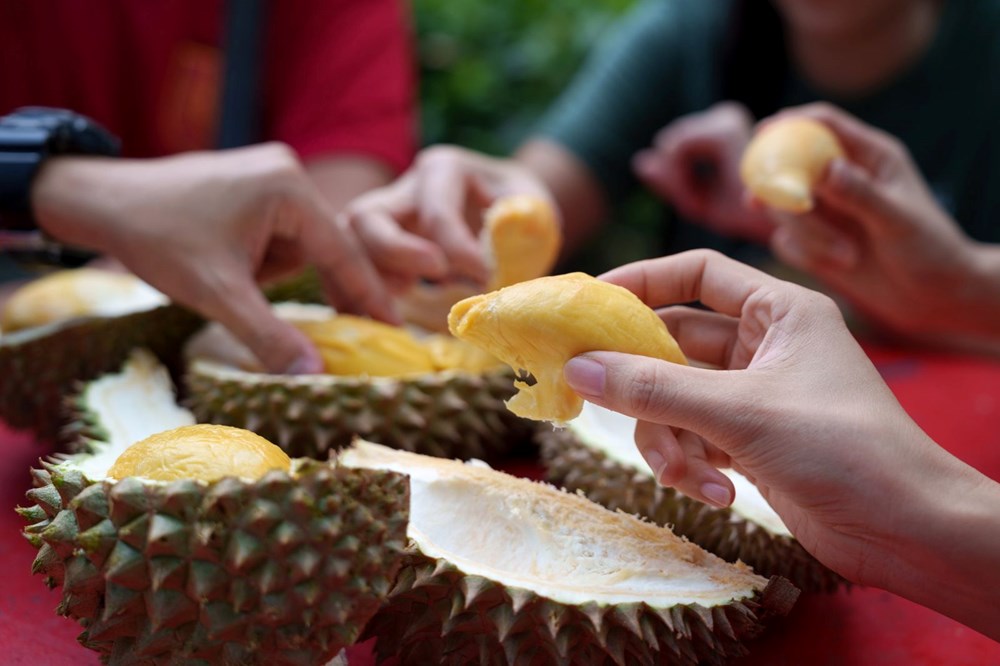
xmin=2 ymin=342 xmax=999 ymax=665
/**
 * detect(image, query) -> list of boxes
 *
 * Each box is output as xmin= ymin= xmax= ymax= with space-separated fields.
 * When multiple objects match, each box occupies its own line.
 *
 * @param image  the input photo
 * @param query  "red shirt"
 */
xmin=0 ymin=0 xmax=416 ymax=172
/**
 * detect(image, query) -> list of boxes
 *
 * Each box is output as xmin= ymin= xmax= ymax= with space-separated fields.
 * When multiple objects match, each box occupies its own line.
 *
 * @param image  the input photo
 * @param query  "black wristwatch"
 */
xmin=0 ymin=107 xmax=121 ymax=266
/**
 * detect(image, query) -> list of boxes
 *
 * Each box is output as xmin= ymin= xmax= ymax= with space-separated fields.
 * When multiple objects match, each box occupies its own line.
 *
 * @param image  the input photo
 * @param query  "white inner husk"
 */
xmin=340 ymin=441 xmax=767 ymax=607
xmin=66 ymin=349 xmax=196 ymax=480
xmin=570 ymin=402 xmax=792 ymax=537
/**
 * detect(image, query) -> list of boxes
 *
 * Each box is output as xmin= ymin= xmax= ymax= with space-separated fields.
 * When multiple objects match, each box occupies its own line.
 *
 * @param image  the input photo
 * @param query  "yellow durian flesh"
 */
xmin=483 ymin=195 xmax=562 ymax=291
xmin=294 ymin=315 xmax=437 ymax=377
xmin=448 ymin=273 xmax=687 ymax=424
xmin=293 ymin=313 xmax=500 ymax=376
xmin=107 ymin=423 xmax=291 ymax=482
xmin=739 ymin=117 xmax=845 ymax=214
xmin=0 ymin=268 xmax=166 ymax=332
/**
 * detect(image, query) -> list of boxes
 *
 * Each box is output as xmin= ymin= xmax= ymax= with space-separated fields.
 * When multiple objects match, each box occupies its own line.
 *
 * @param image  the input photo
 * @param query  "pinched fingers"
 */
xmin=767 ymin=204 xmax=860 ymax=273
xmin=635 ymin=421 xmax=736 ymax=507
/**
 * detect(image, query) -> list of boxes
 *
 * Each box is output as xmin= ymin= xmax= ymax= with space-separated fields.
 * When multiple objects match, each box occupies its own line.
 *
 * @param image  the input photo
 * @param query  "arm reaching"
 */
xmin=31 ymin=143 xmax=398 ymax=373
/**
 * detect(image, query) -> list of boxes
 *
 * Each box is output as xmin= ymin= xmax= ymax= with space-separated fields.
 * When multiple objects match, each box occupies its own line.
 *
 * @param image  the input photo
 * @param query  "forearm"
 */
xmin=515 ymin=139 xmax=608 ymax=259
xmin=880 ymin=452 xmax=1000 ymax=639
xmin=305 ymin=155 xmax=395 ymax=216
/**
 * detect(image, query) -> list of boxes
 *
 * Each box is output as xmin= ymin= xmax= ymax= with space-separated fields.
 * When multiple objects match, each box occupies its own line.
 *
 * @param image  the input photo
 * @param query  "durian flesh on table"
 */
xmin=342 ymin=441 xmax=799 ymax=665
xmin=0 ymin=268 xmax=202 ymax=441
xmin=18 ymin=350 xmax=410 ymax=665
xmin=539 ymin=401 xmax=846 ymax=593
xmin=185 ymin=302 xmax=535 ymax=463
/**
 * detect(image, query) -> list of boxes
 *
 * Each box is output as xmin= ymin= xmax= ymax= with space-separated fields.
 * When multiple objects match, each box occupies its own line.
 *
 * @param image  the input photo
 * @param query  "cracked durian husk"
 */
xmin=0 ymin=268 xmax=202 ymax=442
xmin=341 ymin=441 xmax=798 ymax=665
xmin=539 ymin=402 xmax=846 ymax=593
xmin=17 ymin=350 xmax=409 ymax=665
xmin=184 ymin=303 xmax=534 ymax=462
xmin=449 ymin=272 xmax=687 ymax=424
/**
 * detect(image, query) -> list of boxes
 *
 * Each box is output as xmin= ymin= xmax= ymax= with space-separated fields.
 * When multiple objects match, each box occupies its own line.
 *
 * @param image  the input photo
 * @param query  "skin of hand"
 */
xmin=339 ymin=144 xmax=560 ymax=286
xmin=758 ymin=103 xmax=1000 ymax=354
xmin=563 ymin=249 xmax=1000 ymax=638
xmin=30 ymin=142 xmax=404 ymax=374
xmin=632 ymin=101 xmax=774 ymax=243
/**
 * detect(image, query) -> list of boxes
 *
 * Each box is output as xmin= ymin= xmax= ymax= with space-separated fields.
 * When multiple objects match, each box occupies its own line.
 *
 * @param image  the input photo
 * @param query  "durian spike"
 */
xmin=739 ymin=117 xmax=845 ymax=214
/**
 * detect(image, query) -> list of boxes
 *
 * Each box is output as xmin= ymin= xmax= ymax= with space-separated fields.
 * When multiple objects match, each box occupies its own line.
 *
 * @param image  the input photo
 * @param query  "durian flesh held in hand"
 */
xmin=0 ymin=268 xmax=201 ymax=441
xmin=341 ymin=441 xmax=799 ymax=665
xmin=448 ymin=272 xmax=687 ymax=424
xmin=18 ymin=350 xmax=409 ymax=665
xmin=539 ymin=401 xmax=846 ymax=593
xmin=185 ymin=303 xmax=532 ymax=462
xmin=739 ymin=117 xmax=845 ymax=213
xmin=399 ymin=194 xmax=561 ymax=333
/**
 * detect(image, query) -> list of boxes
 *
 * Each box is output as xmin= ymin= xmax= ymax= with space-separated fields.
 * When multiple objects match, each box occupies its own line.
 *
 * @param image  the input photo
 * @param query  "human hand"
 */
xmin=561 ymin=249 xmax=985 ymax=590
xmin=633 ymin=102 xmax=773 ymax=243
xmin=756 ymin=103 xmax=1000 ymax=349
xmin=341 ymin=145 xmax=558 ymax=288
xmin=32 ymin=143 xmax=398 ymax=373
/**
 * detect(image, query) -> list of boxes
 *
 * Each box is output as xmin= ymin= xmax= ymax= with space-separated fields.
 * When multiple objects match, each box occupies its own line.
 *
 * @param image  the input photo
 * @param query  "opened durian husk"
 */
xmin=18 ymin=350 xmax=409 ymax=665
xmin=0 ymin=268 xmax=201 ymax=442
xmin=342 ymin=441 xmax=799 ymax=665
xmin=539 ymin=401 xmax=847 ymax=593
xmin=184 ymin=303 xmax=532 ymax=462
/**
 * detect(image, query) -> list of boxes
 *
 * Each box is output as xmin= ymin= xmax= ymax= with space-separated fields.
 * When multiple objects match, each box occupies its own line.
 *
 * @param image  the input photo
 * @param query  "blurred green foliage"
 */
xmin=411 ymin=0 xmax=667 ymax=274
xmin=413 ymin=0 xmax=636 ymax=155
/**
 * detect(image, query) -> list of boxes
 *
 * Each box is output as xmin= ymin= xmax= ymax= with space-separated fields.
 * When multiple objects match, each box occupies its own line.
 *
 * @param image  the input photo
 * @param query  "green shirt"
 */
xmin=539 ymin=0 xmax=1000 ymax=244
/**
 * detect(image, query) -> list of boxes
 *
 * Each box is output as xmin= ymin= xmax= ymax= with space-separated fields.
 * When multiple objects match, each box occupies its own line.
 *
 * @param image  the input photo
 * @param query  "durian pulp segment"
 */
xmin=67 ymin=349 xmax=195 ymax=480
xmin=0 ymin=268 xmax=167 ymax=332
xmin=448 ymin=273 xmax=686 ymax=424
xmin=481 ymin=195 xmax=562 ymax=291
xmin=570 ymin=401 xmax=793 ymax=538
xmin=339 ymin=441 xmax=768 ymax=607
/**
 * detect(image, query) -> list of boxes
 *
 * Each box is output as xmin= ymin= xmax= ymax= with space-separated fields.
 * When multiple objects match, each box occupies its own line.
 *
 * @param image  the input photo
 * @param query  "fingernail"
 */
xmin=643 ymin=448 xmax=669 ymax=485
xmin=563 ymin=357 xmax=605 ymax=397
xmin=700 ymin=482 xmax=732 ymax=508
xmin=285 ymin=354 xmax=322 ymax=375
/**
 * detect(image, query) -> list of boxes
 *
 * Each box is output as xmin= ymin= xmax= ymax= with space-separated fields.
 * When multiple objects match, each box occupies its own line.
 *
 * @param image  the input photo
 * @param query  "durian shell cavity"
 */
xmin=740 ymin=117 xmax=845 ymax=213
xmin=448 ymin=272 xmax=686 ymax=423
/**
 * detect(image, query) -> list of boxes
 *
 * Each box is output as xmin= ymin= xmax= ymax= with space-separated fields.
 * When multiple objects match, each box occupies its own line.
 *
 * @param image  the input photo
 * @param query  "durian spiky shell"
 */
xmin=184 ymin=360 xmax=534 ymax=462
xmin=538 ymin=427 xmax=846 ymax=593
xmin=363 ymin=542 xmax=798 ymax=666
xmin=0 ymin=304 xmax=202 ymax=443
xmin=18 ymin=458 xmax=409 ymax=665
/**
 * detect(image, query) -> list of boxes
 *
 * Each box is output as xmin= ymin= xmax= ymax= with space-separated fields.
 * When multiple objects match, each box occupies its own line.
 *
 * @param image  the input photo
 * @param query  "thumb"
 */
xmin=564 ymin=352 xmax=749 ymax=440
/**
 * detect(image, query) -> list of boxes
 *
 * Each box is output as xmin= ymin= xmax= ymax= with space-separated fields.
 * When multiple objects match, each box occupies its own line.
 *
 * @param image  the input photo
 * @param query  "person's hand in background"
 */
xmin=757 ymin=103 xmax=1000 ymax=354
xmin=633 ymin=102 xmax=773 ymax=243
xmin=31 ymin=142 xmax=405 ymax=374
xmin=563 ymin=250 xmax=1000 ymax=639
xmin=340 ymin=144 xmax=558 ymax=290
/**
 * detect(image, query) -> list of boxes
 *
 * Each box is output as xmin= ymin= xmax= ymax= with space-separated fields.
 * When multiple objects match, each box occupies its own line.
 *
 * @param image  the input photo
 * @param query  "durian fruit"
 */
xmin=17 ymin=350 xmax=410 ymax=665
xmin=185 ymin=303 xmax=532 ymax=462
xmin=739 ymin=117 xmax=845 ymax=213
xmin=341 ymin=440 xmax=799 ymax=665
xmin=448 ymin=272 xmax=687 ymax=424
xmin=398 ymin=194 xmax=561 ymax=333
xmin=482 ymin=194 xmax=561 ymax=292
xmin=0 ymin=268 xmax=202 ymax=442
xmin=539 ymin=402 xmax=846 ymax=593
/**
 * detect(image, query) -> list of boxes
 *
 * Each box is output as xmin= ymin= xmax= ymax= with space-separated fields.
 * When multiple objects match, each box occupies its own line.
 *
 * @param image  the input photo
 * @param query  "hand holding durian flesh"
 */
xmin=739 ymin=117 xmax=845 ymax=214
xmin=448 ymin=272 xmax=687 ymax=424
xmin=108 ymin=424 xmax=291 ymax=482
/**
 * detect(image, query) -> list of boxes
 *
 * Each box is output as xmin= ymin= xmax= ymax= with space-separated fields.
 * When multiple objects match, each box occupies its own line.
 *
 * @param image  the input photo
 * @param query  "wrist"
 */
xmin=877 ymin=448 xmax=1000 ymax=638
xmin=31 ymin=156 xmax=123 ymax=252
